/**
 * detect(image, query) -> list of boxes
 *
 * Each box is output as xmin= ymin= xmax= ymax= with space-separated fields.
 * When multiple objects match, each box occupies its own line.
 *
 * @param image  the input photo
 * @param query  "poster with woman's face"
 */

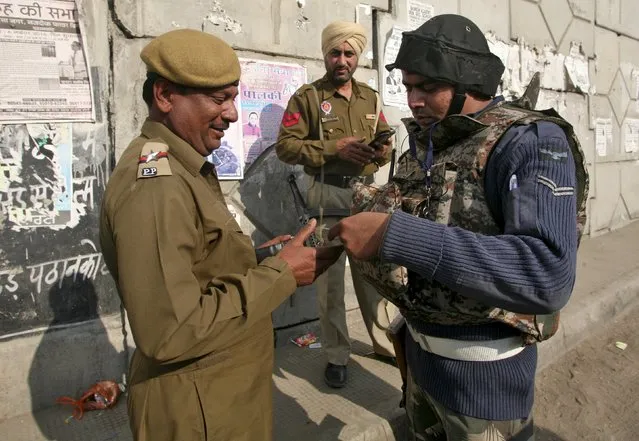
xmin=238 ymin=59 xmax=307 ymax=166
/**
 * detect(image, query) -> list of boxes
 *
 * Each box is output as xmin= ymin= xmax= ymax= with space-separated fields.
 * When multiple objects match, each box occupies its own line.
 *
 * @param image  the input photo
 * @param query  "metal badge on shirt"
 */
xmin=137 ymin=141 xmax=172 ymax=179
xmin=320 ymin=100 xmax=339 ymax=123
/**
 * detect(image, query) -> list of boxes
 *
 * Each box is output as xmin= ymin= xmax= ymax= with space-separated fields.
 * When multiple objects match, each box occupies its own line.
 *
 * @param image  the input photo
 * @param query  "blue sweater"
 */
xmin=380 ymin=119 xmax=578 ymax=420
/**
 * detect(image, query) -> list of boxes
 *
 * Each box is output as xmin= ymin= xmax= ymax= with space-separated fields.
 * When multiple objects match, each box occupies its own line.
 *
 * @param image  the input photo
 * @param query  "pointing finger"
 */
xmin=327 ymin=221 xmax=342 ymax=242
xmin=291 ymin=218 xmax=317 ymax=246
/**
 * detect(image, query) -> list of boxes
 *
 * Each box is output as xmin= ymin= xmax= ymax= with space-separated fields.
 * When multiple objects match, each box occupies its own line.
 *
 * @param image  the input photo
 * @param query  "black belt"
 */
xmin=307 ymin=208 xmax=352 ymax=219
xmin=314 ymin=174 xmax=357 ymax=189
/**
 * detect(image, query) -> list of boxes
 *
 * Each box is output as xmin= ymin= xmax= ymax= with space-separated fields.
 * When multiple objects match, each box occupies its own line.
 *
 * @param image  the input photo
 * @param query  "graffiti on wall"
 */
xmin=0 ymin=123 xmax=117 ymax=336
xmin=0 ymin=123 xmax=72 ymax=229
xmin=0 ymin=123 xmax=106 ymax=231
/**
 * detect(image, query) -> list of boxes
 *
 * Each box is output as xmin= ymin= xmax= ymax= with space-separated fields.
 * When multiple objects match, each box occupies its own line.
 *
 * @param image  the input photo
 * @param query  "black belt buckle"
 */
xmin=315 ymin=174 xmax=355 ymax=189
xmin=339 ymin=176 xmax=352 ymax=188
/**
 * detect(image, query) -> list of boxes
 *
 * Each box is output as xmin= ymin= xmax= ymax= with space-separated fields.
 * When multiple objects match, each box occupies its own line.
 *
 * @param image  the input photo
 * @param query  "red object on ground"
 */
xmin=56 ymin=380 xmax=122 ymax=420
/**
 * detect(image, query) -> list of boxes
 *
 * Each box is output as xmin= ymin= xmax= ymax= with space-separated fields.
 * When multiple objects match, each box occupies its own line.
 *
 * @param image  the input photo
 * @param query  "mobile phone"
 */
xmin=255 ymin=238 xmax=291 ymax=263
xmin=369 ymin=128 xmax=396 ymax=149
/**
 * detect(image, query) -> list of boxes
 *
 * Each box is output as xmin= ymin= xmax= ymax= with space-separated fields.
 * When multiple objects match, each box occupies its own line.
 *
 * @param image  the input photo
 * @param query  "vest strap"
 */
xmin=406 ymin=323 xmax=525 ymax=361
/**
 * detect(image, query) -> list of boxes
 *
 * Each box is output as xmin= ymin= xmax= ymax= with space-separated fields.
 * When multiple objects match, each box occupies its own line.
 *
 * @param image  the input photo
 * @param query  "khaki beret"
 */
xmin=140 ymin=29 xmax=240 ymax=88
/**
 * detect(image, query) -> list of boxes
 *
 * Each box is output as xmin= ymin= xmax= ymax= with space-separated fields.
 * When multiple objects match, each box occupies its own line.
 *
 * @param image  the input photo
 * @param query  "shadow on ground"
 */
xmin=535 ymin=426 xmax=569 ymax=441
xmin=273 ymin=338 xmax=406 ymax=440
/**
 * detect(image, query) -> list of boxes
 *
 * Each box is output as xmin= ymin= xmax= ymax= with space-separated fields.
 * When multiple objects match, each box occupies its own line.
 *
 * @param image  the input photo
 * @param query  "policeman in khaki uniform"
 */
xmin=275 ymin=21 xmax=396 ymax=388
xmin=99 ymin=29 xmax=342 ymax=441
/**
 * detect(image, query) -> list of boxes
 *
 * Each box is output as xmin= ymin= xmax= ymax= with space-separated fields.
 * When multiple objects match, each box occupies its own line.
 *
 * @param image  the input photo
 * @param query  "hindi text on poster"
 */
xmin=206 ymin=59 xmax=307 ymax=180
xmin=0 ymin=122 xmax=73 ymax=229
xmin=0 ymin=0 xmax=94 ymax=122
xmin=239 ymin=59 xmax=307 ymax=168
xmin=407 ymin=0 xmax=434 ymax=30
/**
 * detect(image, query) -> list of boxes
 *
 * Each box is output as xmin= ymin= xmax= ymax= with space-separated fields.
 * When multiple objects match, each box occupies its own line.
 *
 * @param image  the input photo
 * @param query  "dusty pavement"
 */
xmin=534 ymin=306 xmax=639 ymax=441
xmin=2 ymin=308 xmax=638 ymax=441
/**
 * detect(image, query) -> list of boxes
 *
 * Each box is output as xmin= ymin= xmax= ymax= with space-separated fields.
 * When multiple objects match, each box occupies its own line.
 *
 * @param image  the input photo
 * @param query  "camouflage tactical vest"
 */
xmin=351 ymin=101 xmax=589 ymax=345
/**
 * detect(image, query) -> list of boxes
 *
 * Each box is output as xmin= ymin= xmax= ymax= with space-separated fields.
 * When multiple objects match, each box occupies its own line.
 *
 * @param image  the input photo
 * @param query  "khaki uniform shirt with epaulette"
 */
xmin=275 ymin=76 xmax=392 ymax=177
xmin=99 ymin=120 xmax=296 ymax=441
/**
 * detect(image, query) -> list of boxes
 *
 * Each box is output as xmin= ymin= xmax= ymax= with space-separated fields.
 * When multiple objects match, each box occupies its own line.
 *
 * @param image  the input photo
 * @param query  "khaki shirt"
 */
xmin=99 ymin=120 xmax=296 ymax=440
xmin=275 ymin=76 xmax=392 ymax=177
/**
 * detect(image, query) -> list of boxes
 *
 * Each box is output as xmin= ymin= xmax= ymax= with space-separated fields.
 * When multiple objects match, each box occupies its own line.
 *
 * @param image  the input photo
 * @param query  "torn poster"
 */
xmin=595 ymin=118 xmax=612 ymax=157
xmin=0 ymin=122 xmax=73 ymax=229
xmin=407 ymin=0 xmax=434 ymax=30
xmin=383 ymin=26 xmax=408 ymax=108
xmin=623 ymin=119 xmax=639 ymax=153
xmin=0 ymin=0 xmax=95 ymax=122
xmin=564 ymin=56 xmax=590 ymax=93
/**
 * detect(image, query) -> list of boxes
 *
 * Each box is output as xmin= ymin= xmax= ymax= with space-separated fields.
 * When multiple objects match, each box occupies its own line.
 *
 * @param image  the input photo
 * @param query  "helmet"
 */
xmin=386 ymin=15 xmax=505 ymax=115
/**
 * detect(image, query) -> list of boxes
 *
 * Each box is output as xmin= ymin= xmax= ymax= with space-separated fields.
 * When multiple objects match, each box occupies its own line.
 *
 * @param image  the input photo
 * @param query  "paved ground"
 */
xmin=4 ymin=307 xmax=639 ymax=441
xmin=0 ymin=319 xmax=404 ymax=441
xmin=535 ymin=306 xmax=639 ymax=441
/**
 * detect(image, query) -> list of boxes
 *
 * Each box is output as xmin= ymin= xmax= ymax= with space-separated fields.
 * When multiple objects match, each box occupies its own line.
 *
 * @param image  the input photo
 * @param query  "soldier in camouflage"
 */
xmin=329 ymin=14 xmax=589 ymax=441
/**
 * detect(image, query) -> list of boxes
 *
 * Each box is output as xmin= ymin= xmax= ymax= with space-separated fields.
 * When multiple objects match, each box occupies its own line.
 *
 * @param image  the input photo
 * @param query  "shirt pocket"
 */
xmin=360 ymin=116 xmax=377 ymax=141
xmin=198 ymin=200 xmax=242 ymax=257
xmin=196 ymin=200 xmax=255 ymax=283
xmin=322 ymin=119 xmax=345 ymax=141
xmin=206 ymin=201 xmax=241 ymax=232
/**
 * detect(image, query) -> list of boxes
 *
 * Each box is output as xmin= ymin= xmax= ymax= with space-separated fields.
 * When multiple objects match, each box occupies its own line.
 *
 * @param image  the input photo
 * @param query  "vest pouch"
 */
xmin=487 ymin=309 xmax=560 ymax=346
xmin=351 ymin=103 xmax=583 ymax=346
xmin=531 ymin=311 xmax=560 ymax=344
xmin=350 ymin=181 xmax=425 ymax=310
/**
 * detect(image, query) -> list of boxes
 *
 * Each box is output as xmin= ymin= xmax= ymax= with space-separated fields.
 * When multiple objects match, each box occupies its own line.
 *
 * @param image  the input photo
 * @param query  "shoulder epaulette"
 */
xmin=357 ymin=80 xmax=380 ymax=94
xmin=137 ymin=141 xmax=172 ymax=179
xmin=294 ymin=84 xmax=315 ymax=96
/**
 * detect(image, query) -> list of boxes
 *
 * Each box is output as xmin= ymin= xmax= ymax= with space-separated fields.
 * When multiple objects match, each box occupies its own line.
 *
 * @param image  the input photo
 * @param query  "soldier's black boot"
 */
xmin=324 ymin=363 xmax=347 ymax=388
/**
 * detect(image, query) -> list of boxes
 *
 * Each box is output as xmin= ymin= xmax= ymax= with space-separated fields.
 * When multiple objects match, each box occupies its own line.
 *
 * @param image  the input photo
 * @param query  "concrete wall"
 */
xmin=0 ymin=0 xmax=124 ymax=421
xmin=110 ymin=0 xmax=639 ymax=237
xmin=2 ymin=0 xmax=639 ymax=421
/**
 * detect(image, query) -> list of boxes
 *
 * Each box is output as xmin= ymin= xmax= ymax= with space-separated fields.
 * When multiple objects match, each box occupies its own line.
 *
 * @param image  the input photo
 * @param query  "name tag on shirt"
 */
xmin=321 ymin=116 xmax=339 ymax=123
xmin=365 ymin=114 xmax=376 ymax=120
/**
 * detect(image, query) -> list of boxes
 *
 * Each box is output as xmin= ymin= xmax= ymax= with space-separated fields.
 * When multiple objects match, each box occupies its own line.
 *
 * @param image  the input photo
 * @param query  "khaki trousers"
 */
xmin=307 ymin=175 xmax=396 ymax=366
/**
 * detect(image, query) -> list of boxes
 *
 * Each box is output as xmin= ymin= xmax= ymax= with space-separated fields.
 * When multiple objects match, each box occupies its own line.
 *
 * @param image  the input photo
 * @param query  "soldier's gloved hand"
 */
xmin=336 ymin=136 xmax=376 ymax=166
xmin=278 ymin=219 xmax=344 ymax=286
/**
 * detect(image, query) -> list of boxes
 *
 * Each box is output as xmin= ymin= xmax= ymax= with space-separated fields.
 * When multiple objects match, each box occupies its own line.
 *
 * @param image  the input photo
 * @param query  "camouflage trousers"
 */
xmin=405 ymin=369 xmax=535 ymax=441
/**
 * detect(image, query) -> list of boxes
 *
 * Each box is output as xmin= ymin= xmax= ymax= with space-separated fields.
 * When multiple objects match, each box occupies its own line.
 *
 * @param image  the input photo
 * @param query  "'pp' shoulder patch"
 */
xmin=137 ymin=141 xmax=172 ymax=179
